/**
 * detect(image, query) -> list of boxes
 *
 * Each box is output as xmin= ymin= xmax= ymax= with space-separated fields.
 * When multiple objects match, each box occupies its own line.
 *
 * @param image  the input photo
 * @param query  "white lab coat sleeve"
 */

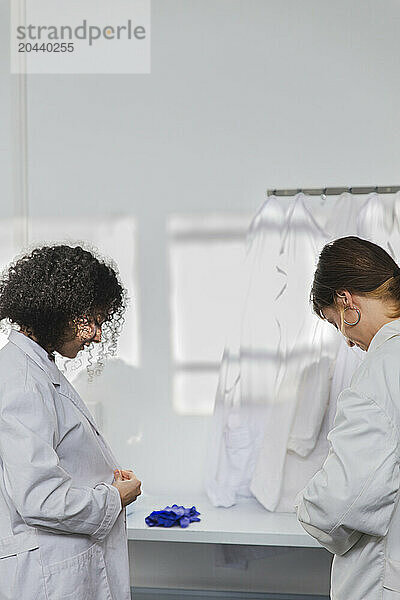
xmin=294 ymin=388 xmax=400 ymax=555
xmin=0 ymin=379 xmax=122 ymax=542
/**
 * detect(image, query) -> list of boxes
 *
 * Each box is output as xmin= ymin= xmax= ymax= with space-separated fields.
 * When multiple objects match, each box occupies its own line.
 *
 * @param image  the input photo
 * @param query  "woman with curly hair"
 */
xmin=0 ymin=244 xmax=141 ymax=600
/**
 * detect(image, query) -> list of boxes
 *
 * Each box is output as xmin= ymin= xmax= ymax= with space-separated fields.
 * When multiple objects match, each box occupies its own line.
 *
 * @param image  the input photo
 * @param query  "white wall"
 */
xmin=2 ymin=0 xmax=400 ymax=595
xmin=24 ymin=0 xmax=400 ymax=497
xmin=0 ymin=0 xmax=12 ymax=219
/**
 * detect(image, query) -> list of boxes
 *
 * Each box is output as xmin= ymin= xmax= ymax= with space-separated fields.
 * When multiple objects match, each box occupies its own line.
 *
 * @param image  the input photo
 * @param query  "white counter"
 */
xmin=126 ymin=494 xmax=319 ymax=547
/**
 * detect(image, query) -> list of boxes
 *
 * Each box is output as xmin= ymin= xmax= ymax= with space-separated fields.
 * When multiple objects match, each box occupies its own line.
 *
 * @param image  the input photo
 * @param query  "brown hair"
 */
xmin=311 ymin=236 xmax=400 ymax=325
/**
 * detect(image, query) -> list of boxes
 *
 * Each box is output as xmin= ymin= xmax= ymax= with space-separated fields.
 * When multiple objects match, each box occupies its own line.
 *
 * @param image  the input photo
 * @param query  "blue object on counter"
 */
xmin=145 ymin=505 xmax=201 ymax=528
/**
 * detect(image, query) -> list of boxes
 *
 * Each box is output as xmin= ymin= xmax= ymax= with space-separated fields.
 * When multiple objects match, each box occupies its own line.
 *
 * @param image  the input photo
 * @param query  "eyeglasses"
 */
xmin=74 ymin=313 xmax=107 ymax=343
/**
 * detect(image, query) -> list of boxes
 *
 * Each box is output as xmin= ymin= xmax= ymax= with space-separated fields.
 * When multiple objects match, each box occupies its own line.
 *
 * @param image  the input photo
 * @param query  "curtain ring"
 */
xmin=343 ymin=306 xmax=361 ymax=326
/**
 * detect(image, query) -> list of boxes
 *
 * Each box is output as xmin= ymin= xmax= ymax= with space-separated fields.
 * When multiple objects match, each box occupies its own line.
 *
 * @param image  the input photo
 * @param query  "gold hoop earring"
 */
xmin=343 ymin=306 xmax=361 ymax=326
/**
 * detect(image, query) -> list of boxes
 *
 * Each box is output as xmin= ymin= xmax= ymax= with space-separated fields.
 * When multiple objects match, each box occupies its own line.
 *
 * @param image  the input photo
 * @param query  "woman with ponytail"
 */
xmin=296 ymin=236 xmax=400 ymax=599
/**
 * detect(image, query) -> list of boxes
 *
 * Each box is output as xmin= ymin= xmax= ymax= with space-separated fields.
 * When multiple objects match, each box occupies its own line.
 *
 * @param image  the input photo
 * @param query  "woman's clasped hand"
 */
xmin=112 ymin=469 xmax=142 ymax=507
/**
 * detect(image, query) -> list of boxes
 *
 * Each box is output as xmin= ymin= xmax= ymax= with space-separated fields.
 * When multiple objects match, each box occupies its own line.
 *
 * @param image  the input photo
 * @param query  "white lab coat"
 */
xmin=240 ymin=194 xmax=287 ymax=405
xmin=295 ymin=319 xmax=400 ymax=599
xmin=386 ymin=192 xmax=400 ymax=263
xmin=205 ymin=196 xmax=287 ymax=508
xmin=357 ymin=191 xmax=397 ymax=257
xmin=0 ymin=329 xmax=130 ymax=600
xmin=250 ymin=194 xmax=339 ymax=511
xmin=206 ymin=194 xmax=340 ymax=512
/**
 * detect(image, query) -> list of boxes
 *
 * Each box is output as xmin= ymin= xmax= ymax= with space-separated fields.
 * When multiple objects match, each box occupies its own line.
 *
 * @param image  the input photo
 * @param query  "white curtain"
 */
xmin=205 ymin=191 xmax=400 ymax=512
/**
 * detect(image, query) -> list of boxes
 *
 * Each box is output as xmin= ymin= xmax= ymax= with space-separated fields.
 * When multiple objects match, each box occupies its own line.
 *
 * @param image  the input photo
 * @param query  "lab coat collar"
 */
xmin=368 ymin=318 xmax=400 ymax=353
xmin=8 ymin=329 xmax=61 ymax=385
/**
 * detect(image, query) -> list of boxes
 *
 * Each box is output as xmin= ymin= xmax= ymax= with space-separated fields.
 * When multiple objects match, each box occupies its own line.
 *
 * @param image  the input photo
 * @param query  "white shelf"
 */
xmin=126 ymin=494 xmax=320 ymax=547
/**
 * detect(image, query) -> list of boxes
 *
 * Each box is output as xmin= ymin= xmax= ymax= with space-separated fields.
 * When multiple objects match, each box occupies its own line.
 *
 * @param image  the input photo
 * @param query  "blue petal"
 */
xmin=180 ymin=517 xmax=190 ymax=528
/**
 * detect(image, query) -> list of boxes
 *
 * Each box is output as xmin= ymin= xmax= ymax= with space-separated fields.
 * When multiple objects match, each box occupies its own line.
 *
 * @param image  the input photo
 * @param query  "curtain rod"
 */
xmin=267 ymin=186 xmax=400 ymax=197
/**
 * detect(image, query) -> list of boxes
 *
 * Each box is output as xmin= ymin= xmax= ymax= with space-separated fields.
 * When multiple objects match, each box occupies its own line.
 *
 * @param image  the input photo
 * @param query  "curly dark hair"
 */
xmin=0 ymin=244 xmax=128 ymax=378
